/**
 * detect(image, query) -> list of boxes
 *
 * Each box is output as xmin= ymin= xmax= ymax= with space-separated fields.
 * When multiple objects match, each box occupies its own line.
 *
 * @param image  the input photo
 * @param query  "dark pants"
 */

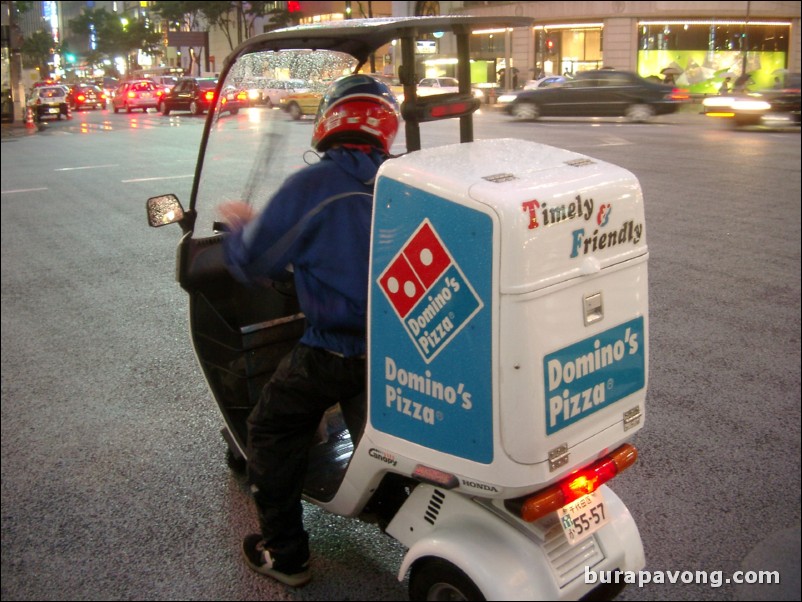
xmin=246 ymin=343 xmax=365 ymax=565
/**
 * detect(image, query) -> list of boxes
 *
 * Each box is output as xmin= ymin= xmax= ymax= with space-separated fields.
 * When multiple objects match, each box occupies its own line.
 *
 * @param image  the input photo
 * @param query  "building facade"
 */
xmin=453 ymin=1 xmax=801 ymax=93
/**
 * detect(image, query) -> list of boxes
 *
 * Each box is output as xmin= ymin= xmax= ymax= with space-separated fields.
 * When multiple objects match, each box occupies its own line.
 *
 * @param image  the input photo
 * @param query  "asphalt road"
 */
xmin=1 ymin=105 xmax=800 ymax=601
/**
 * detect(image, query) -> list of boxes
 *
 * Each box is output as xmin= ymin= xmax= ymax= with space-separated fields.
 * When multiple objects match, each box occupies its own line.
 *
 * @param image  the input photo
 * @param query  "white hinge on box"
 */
xmin=549 ymin=444 xmax=569 ymax=472
xmin=624 ymin=406 xmax=642 ymax=431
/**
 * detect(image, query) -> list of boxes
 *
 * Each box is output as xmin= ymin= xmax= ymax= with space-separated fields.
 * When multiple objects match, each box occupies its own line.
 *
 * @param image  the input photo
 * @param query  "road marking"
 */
xmin=1 ymin=187 xmax=48 ymax=194
xmin=55 ymin=164 xmax=119 ymax=171
xmin=122 ymin=175 xmax=193 ymax=183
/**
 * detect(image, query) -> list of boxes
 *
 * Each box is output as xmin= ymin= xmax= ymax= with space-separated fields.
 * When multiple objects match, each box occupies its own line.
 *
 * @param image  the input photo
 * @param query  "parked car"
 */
xmin=500 ymin=69 xmax=685 ymax=122
xmin=158 ymin=77 xmax=243 ymax=116
xmin=523 ymin=75 xmax=568 ymax=90
xmin=418 ymin=76 xmax=459 ymax=93
xmin=418 ymin=76 xmax=485 ymax=101
xmin=730 ymin=72 xmax=801 ymax=127
xmin=112 ymin=79 xmax=162 ymax=113
xmin=27 ymin=85 xmax=69 ymax=121
xmin=69 ymin=84 xmax=106 ymax=111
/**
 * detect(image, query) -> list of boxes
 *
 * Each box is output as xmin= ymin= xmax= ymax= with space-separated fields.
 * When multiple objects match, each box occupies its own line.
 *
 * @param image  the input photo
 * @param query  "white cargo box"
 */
xmin=368 ymin=138 xmax=647 ymax=496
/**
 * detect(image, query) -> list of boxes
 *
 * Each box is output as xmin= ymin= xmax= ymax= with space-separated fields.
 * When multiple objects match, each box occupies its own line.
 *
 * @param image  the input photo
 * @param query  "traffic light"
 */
xmin=65 ymin=53 xmax=76 ymax=64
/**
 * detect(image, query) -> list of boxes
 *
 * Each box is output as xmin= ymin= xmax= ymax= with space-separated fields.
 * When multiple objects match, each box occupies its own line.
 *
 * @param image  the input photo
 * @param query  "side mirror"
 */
xmin=146 ymin=194 xmax=185 ymax=228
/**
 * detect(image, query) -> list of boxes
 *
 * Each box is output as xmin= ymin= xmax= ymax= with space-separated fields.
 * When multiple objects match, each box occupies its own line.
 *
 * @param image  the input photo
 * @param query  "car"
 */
xmin=26 ymin=85 xmax=69 ymax=121
xmin=158 ymin=77 xmax=243 ymax=116
xmin=522 ymin=75 xmax=568 ymax=90
xmin=261 ymin=79 xmax=311 ymax=107
xmin=730 ymin=72 xmax=801 ymax=127
xmin=68 ymin=84 xmax=106 ymax=111
xmin=279 ymin=83 xmax=328 ymax=120
xmin=112 ymin=79 xmax=162 ymax=113
xmin=418 ymin=76 xmax=459 ymax=93
xmin=501 ymin=69 xmax=685 ymax=122
xmin=418 ymin=76 xmax=485 ymax=101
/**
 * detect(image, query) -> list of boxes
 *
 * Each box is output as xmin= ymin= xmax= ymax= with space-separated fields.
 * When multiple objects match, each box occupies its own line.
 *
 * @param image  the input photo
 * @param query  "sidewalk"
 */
xmin=1 ymin=120 xmax=40 ymax=139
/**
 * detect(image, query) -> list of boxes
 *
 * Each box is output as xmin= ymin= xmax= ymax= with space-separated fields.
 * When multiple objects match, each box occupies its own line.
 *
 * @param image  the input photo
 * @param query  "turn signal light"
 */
xmin=506 ymin=444 xmax=637 ymax=523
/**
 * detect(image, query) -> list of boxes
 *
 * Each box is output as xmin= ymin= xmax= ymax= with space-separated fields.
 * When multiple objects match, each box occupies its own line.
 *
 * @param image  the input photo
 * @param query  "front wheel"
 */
xmin=511 ymin=102 xmax=539 ymax=120
xmin=625 ymin=103 xmax=654 ymax=122
xmin=409 ymin=558 xmax=485 ymax=601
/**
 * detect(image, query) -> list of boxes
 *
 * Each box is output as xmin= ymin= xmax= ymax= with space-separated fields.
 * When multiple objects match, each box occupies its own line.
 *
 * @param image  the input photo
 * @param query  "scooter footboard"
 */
xmin=387 ymin=483 xmax=643 ymax=601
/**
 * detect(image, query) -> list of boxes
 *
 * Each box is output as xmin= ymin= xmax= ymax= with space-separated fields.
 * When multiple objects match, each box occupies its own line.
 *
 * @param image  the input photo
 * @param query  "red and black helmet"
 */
xmin=312 ymin=74 xmax=400 ymax=154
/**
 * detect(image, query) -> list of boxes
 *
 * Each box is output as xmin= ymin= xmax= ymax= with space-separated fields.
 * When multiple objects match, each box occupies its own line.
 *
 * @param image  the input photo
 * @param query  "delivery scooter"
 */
xmin=146 ymin=16 xmax=647 ymax=601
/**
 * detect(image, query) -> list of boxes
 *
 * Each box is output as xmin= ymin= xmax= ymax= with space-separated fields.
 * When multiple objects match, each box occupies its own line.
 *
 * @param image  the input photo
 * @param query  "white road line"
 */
xmin=55 ymin=164 xmax=119 ymax=171
xmin=1 ymin=187 xmax=49 ymax=194
xmin=121 ymin=174 xmax=194 ymax=183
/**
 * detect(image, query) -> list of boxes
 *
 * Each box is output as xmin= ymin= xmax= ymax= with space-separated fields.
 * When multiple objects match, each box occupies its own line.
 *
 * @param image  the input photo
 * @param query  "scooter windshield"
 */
xmin=193 ymin=49 xmax=358 ymax=237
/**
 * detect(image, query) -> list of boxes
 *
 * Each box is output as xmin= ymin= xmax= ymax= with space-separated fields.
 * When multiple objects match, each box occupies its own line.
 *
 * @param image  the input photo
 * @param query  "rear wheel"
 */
xmin=190 ymin=100 xmax=203 ymax=115
xmin=512 ymin=102 xmax=539 ymax=120
xmin=409 ymin=558 xmax=485 ymax=601
xmin=625 ymin=103 xmax=654 ymax=122
xmin=288 ymin=102 xmax=303 ymax=120
xmin=160 ymin=101 xmax=170 ymax=116
xmin=229 ymin=107 xmax=239 ymax=115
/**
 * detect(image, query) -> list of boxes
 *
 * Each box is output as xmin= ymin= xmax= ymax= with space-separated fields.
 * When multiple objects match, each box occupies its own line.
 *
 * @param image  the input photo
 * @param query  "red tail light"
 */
xmin=669 ymin=87 xmax=690 ymax=101
xmin=77 ymin=94 xmax=86 ymax=102
xmin=128 ymin=91 xmax=136 ymax=98
xmin=506 ymin=444 xmax=638 ymax=523
xmin=204 ymin=91 xmax=215 ymax=102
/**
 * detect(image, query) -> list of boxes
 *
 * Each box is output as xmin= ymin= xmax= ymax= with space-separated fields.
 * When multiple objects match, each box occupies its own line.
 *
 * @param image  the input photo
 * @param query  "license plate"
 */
xmin=558 ymin=490 xmax=609 ymax=545
xmin=48 ymin=108 xmax=59 ymax=113
xmin=141 ymin=93 xmax=151 ymax=98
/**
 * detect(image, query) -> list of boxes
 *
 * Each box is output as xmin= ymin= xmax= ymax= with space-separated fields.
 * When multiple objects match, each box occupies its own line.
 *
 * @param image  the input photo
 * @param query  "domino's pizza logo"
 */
xmin=377 ymin=219 xmax=484 ymax=363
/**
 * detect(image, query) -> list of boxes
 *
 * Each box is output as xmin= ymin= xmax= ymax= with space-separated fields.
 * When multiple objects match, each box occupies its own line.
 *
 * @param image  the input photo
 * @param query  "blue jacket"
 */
xmin=224 ymin=147 xmax=385 ymax=357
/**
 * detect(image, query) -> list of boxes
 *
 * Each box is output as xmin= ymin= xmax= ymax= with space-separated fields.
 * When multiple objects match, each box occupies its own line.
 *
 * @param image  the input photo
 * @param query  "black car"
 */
xmin=731 ymin=72 xmax=801 ymax=127
xmin=69 ymin=84 xmax=106 ymax=111
xmin=501 ymin=69 xmax=684 ymax=122
xmin=158 ymin=77 xmax=242 ymax=116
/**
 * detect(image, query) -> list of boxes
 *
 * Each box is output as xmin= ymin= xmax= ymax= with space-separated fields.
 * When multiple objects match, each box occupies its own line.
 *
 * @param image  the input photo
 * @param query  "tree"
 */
xmin=152 ymin=1 xmax=208 ymax=76
xmin=20 ymin=29 xmax=55 ymax=78
xmin=68 ymin=8 xmax=163 ymax=74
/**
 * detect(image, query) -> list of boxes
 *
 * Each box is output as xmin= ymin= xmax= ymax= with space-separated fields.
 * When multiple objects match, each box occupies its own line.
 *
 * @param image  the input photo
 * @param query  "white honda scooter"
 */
xmin=147 ymin=16 xmax=647 ymax=601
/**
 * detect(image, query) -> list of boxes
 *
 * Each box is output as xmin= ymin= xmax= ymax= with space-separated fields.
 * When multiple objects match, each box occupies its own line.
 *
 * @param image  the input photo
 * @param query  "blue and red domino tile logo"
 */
xmin=377 ymin=219 xmax=484 ymax=363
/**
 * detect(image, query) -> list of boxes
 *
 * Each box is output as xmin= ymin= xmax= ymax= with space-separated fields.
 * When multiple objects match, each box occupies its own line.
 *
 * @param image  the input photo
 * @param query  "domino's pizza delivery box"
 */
xmin=368 ymin=138 xmax=648 ymax=496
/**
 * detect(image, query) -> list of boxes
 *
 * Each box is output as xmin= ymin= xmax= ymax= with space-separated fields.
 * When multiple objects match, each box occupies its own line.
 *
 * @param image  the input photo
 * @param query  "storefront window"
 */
xmin=534 ymin=27 xmax=603 ymax=78
xmin=637 ymin=21 xmax=790 ymax=94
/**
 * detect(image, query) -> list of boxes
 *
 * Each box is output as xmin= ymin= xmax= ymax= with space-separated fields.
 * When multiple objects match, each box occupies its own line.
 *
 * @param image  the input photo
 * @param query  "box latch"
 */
xmin=584 ymin=292 xmax=603 ymax=326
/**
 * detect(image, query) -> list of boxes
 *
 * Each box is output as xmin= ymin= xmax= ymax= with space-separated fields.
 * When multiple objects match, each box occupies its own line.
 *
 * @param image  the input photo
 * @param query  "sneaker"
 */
xmin=241 ymin=533 xmax=312 ymax=587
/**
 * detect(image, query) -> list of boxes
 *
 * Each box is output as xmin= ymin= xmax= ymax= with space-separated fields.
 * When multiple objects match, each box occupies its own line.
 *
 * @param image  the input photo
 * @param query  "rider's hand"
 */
xmin=218 ymin=201 xmax=255 ymax=231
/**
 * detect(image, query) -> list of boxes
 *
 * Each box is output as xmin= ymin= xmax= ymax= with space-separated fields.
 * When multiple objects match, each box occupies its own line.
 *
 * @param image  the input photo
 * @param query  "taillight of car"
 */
xmin=77 ymin=94 xmax=86 ymax=102
xmin=204 ymin=91 xmax=215 ymax=102
xmin=156 ymin=89 xmax=164 ymax=97
xmin=128 ymin=91 xmax=136 ymax=98
xmin=236 ymin=91 xmax=248 ymax=101
xmin=669 ymin=88 xmax=690 ymax=101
